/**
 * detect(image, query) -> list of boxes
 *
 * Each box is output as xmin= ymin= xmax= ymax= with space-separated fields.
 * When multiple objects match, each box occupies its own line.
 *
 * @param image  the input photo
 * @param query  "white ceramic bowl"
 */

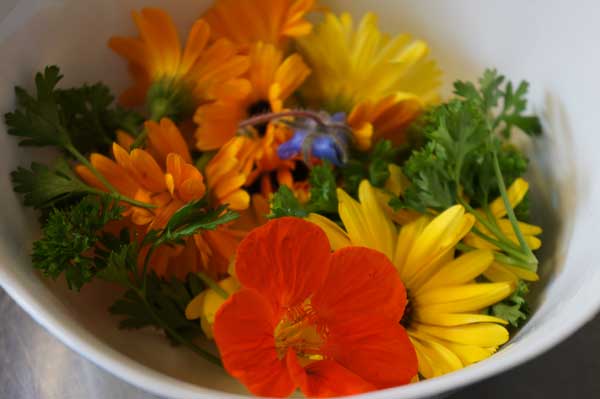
xmin=1 ymin=0 xmax=599 ymax=398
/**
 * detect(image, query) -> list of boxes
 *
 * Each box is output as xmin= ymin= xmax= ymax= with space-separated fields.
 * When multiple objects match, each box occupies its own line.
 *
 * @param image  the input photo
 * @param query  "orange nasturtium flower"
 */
xmin=203 ymin=0 xmax=315 ymax=51
xmin=108 ymin=8 xmax=249 ymax=113
xmin=213 ymin=218 xmax=417 ymax=397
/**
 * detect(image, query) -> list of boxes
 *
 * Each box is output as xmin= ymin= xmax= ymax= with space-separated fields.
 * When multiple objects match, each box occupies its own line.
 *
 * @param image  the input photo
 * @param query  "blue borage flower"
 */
xmin=238 ymin=110 xmax=352 ymax=166
xmin=277 ymin=112 xmax=350 ymax=166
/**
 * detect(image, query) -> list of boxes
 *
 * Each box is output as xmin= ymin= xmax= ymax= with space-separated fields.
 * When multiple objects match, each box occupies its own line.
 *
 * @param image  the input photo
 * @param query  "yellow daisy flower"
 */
xmin=297 ymin=12 xmax=442 ymax=150
xmin=203 ymin=0 xmax=315 ymax=50
xmin=109 ymin=8 xmax=250 ymax=114
xmin=308 ymin=180 xmax=515 ymax=378
xmin=194 ymin=41 xmax=310 ymax=150
xmin=464 ymin=177 xmax=542 ymax=283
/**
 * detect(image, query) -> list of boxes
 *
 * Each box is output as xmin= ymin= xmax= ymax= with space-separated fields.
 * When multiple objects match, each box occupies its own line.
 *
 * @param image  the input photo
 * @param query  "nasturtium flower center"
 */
xmin=274 ymin=302 xmax=325 ymax=362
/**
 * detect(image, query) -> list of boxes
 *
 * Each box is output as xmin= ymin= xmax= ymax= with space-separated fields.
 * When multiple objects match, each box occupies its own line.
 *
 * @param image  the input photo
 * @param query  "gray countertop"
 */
xmin=1 ymin=287 xmax=599 ymax=399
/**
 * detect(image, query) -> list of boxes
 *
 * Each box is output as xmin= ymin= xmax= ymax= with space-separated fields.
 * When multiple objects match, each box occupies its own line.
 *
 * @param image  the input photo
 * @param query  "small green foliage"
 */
xmin=57 ymin=82 xmax=143 ymax=154
xmin=109 ymin=273 xmax=206 ymax=343
xmin=306 ymin=163 xmax=338 ymax=214
xmin=396 ymin=69 xmax=539 ymax=212
xmin=5 ymin=66 xmax=71 ymax=148
xmin=11 ymin=159 xmax=95 ymax=209
xmin=150 ymin=202 xmax=239 ymax=247
xmin=341 ymin=139 xmax=399 ymax=196
xmin=490 ymin=280 xmax=530 ymax=327
xmin=269 ymin=185 xmax=309 ymax=219
xmin=5 ymin=65 xmax=142 ymax=155
xmin=31 ymin=195 xmax=123 ymax=290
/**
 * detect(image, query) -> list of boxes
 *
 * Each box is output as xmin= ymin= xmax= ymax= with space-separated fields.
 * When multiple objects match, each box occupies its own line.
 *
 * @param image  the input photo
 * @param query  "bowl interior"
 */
xmin=1 ymin=1 xmax=599 ymax=398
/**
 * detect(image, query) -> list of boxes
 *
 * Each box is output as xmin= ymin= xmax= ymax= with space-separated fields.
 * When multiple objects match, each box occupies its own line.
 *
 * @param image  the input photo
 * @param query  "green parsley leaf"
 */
xmin=269 ymin=185 xmax=309 ymax=219
xmin=57 ymin=82 xmax=143 ymax=154
xmin=109 ymin=272 xmax=206 ymax=343
xmin=11 ymin=159 xmax=95 ymax=209
xmin=5 ymin=66 xmax=71 ymax=148
xmin=306 ymin=163 xmax=338 ymax=214
xmin=151 ymin=202 xmax=239 ymax=247
xmin=490 ymin=280 xmax=530 ymax=327
xmin=31 ymin=195 xmax=123 ymax=290
xmin=5 ymin=65 xmax=143 ymax=155
xmin=341 ymin=139 xmax=399 ymax=197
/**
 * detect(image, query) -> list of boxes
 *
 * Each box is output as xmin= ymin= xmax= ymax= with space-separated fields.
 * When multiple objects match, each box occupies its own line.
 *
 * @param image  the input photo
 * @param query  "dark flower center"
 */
xmin=246 ymin=100 xmax=272 ymax=136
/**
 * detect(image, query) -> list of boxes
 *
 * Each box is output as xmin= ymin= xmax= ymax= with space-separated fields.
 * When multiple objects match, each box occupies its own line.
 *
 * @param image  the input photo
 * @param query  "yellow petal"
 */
xmin=413 ymin=322 xmax=510 ymax=347
xmin=415 ymin=282 xmax=515 ymax=313
xmin=415 ymin=332 xmax=498 ymax=366
xmin=384 ymin=164 xmax=408 ymax=196
xmin=307 ymin=213 xmax=351 ymax=250
xmin=393 ymin=216 xmax=429 ymax=278
xmin=489 ymin=178 xmax=529 ymax=218
xmin=417 ymin=250 xmax=494 ymax=293
xmin=410 ymin=337 xmax=436 ymax=379
xmin=409 ymin=333 xmax=463 ymax=377
xmin=413 ymin=310 xmax=509 ymax=326
xmin=483 ymin=262 xmax=520 ymax=283
xmin=357 ymin=180 xmax=397 ymax=260
xmin=497 ymin=218 xmax=543 ymax=236
xmin=185 ymin=292 xmax=206 ymax=320
xmin=405 ymin=206 xmax=475 ymax=288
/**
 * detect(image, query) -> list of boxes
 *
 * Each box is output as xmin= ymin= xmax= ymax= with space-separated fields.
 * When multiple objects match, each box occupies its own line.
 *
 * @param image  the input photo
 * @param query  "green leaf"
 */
xmin=152 ymin=202 xmax=239 ymax=246
xmin=269 ymin=185 xmax=309 ymax=219
xmin=109 ymin=272 xmax=205 ymax=342
xmin=341 ymin=139 xmax=399 ymax=197
xmin=31 ymin=195 xmax=123 ymax=290
xmin=490 ymin=280 xmax=530 ymax=327
xmin=57 ymin=82 xmax=143 ymax=154
xmin=5 ymin=66 xmax=71 ymax=147
xmin=5 ymin=65 xmax=143 ymax=155
xmin=306 ymin=163 xmax=338 ymax=214
xmin=11 ymin=158 xmax=94 ymax=209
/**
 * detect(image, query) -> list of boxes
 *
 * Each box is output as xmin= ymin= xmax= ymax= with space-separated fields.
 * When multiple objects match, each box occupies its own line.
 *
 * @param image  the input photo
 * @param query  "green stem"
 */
xmin=132 ymin=287 xmax=222 ymax=367
xmin=491 ymin=150 xmax=537 ymax=263
xmin=459 ymin=198 xmax=522 ymax=252
xmin=141 ymin=244 xmax=158 ymax=293
xmin=197 ymin=271 xmax=229 ymax=300
xmin=471 ymin=227 xmax=533 ymax=264
xmin=458 ymin=243 xmax=537 ymax=271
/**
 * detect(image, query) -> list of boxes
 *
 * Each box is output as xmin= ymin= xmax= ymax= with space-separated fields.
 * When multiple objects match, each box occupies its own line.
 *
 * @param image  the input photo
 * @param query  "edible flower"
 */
xmin=213 ymin=217 xmax=417 ymax=397
xmin=277 ymin=112 xmax=351 ymax=166
xmin=297 ymin=12 xmax=442 ymax=150
xmin=194 ymin=41 xmax=310 ymax=150
xmin=109 ymin=8 xmax=249 ymax=119
xmin=309 ymin=181 xmax=515 ymax=378
xmin=203 ymin=0 xmax=315 ymax=50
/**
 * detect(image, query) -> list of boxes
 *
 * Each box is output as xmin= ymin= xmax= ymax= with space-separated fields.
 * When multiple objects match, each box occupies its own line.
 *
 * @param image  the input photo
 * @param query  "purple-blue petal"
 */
xmin=312 ymin=136 xmax=343 ymax=166
xmin=278 ymin=130 xmax=309 ymax=159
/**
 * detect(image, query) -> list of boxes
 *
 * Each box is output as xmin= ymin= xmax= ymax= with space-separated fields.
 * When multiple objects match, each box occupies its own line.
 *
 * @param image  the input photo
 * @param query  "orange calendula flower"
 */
xmin=203 ymin=0 xmax=315 ymax=51
xmin=213 ymin=218 xmax=417 ymax=397
xmin=109 ymin=7 xmax=250 ymax=112
xmin=194 ymin=41 xmax=310 ymax=151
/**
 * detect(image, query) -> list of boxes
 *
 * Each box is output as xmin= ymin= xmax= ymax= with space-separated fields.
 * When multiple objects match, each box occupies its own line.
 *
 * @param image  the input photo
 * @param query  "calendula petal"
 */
xmin=307 ymin=213 xmax=352 ymax=251
xmin=413 ymin=323 xmax=510 ymax=347
xmin=489 ymin=178 xmax=529 ymax=218
xmin=417 ymin=250 xmax=494 ymax=293
xmin=412 ymin=311 xmax=508 ymax=326
xmin=415 ymin=282 xmax=515 ymax=313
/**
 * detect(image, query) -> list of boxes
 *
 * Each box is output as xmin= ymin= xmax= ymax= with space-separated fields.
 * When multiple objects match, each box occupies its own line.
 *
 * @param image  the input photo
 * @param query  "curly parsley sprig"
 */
xmin=394 ymin=69 xmax=541 ymax=271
